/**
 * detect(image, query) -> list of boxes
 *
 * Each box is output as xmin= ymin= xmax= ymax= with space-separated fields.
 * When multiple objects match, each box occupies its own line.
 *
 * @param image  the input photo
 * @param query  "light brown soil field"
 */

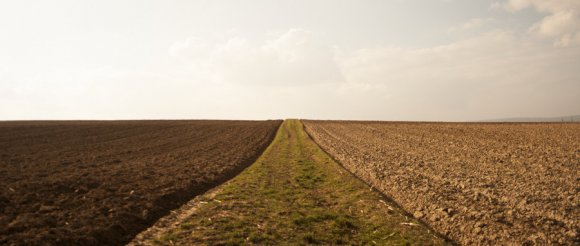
xmin=303 ymin=120 xmax=579 ymax=245
xmin=0 ymin=120 xmax=281 ymax=245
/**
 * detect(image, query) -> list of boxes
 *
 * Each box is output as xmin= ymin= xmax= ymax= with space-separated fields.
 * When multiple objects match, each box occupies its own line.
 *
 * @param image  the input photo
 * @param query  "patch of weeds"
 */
xmin=293 ymin=217 xmax=309 ymax=227
xmin=334 ymin=238 xmax=346 ymax=244
xmin=156 ymin=232 xmax=180 ymax=244
xmin=229 ymin=230 xmax=246 ymax=238
xmin=220 ymin=228 xmax=250 ymax=245
xmin=310 ymin=213 xmax=338 ymax=222
xmin=212 ymin=216 xmax=234 ymax=224
xmin=248 ymin=231 xmax=274 ymax=243
xmin=295 ymin=173 xmax=324 ymax=189
xmin=293 ymin=212 xmax=338 ymax=227
xmin=179 ymin=221 xmax=193 ymax=230
xmin=291 ymin=211 xmax=306 ymax=225
xmin=303 ymin=233 xmax=319 ymax=244
xmin=224 ymin=237 xmax=245 ymax=245
xmin=262 ymin=187 xmax=276 ymax=195
xmin=223 ymin=219 xmax=249 ymax=231
xmin=332 ymin=215 xmax=358 ymax=231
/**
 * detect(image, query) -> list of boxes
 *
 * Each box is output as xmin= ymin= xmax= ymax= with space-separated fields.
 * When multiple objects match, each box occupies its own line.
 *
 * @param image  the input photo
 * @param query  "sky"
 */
xmin=1 ymin=0 xmax=579 ymax=121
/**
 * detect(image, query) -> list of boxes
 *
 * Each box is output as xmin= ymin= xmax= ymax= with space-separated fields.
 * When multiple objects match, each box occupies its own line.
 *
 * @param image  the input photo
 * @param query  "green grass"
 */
xmin=152 ymin=120 xmax=448 ymax=245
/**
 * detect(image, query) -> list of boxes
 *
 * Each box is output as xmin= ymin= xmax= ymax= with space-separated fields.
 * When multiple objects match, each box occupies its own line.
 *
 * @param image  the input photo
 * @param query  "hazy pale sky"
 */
xmin=1 ymin=0 xmax=579 ymax=121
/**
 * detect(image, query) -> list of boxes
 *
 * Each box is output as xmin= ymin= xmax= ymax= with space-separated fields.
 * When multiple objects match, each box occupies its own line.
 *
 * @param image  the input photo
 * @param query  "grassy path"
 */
xmin=132 ymin=120 xmax=448 ymax=245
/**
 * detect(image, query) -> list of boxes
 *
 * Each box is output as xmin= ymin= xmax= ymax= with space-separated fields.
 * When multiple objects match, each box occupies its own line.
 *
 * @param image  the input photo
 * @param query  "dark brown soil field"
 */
xmin=303 ymin=120 xmax=579 ymax=245
xmin=0 ymin=120 xmax=281 ymax=245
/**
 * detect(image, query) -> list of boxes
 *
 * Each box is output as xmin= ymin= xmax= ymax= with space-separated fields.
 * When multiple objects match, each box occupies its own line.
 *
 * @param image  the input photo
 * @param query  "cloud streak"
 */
xmin=494 ymin=0 xmax=580 ymax=47
xmin=447 ymin=18 xmax=495 ymax=33
xmin=170 ymin=29 xmax=344 ymax=87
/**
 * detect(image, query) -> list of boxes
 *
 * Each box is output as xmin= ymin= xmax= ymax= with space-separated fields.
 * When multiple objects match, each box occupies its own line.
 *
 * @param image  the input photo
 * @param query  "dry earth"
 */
xmin=0 ymin=120 xmax=280 ymax=245
xmin=303 ymin=120 xmax=579 ymax=245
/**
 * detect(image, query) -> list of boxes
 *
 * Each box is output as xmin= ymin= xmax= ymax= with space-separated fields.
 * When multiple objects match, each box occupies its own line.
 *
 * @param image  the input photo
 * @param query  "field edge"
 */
xmin=300 ymin=119 xmax=456 ymax=244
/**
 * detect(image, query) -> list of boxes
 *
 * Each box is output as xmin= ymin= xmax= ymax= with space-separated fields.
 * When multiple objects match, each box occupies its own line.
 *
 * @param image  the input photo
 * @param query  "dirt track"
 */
xmin=303 ymin=120 xmax=579 ymax=245
xmin=0 ymin=120 xmax=280 ymax=245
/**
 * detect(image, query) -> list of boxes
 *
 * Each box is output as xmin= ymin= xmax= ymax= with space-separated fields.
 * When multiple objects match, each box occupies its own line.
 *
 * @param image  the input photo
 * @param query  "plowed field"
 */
xmin=303 ymin=120 xmax=579 ymax=245
xmin=0 ymin=120 xmax=281 ymax=245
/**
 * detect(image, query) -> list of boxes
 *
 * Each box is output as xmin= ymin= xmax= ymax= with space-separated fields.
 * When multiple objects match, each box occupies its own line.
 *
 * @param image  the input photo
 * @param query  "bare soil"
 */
xmin=0 ymin=120 xmax=280 ymax=245
xmin=303 ymin=120 xmax=579 ymax=245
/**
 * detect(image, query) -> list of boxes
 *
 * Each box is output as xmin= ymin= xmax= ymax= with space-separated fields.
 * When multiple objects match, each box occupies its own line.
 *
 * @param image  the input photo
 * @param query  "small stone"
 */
xmin=429 ymin=214 xmax=440 ymax=222
xmin=413 ymin=211 xmax=424 ymax=219
xmin=39 ymin=205 xmax=56 ymax=213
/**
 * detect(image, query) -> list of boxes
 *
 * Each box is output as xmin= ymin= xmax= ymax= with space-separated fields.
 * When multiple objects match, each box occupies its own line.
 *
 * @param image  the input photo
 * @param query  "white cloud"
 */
xmin=555 ymin=32 xmax=580 ymax=47
xmin=494 ymin=0 xmax=580 ymax=47
xmin=496 ymin=0 xmax=580 ymax=13
xmin=170 ymin=29 xmax=344 ymax=87
xmin=337 ymin=30 xmax=580 ymax=120
xmin=529 ymin=10 xmax=580 ymax=37
xmin=448 ymin=18 xmax=495 ymax=33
